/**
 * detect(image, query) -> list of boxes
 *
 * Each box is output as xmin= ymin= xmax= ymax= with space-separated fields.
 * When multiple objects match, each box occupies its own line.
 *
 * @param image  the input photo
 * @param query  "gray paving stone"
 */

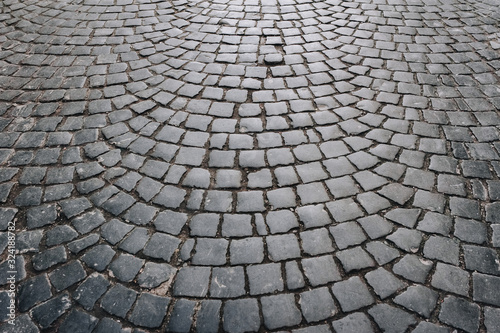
xmin=332 ymin=276 xmax=375 ymax=312
xmin=387 ymin=228 xmax=422 ymax=253
xmin=192 ymin=238 xmax=228 ymax=266
xmin=300 ymin=228 xmax=334 ymax=255
xmin=31 ymin=292 xmax=71 ymax=328
xmin=230 ymin=237 xmax=264 ymax=265
xmin=143 ymin=232 xmax=181 ymax=261
xmin=100 ymin=219 xmax=134 ymax=245
xmin=393 ymin=254 xmax=433 ymax=283
xmin=109 ymin=254 xmax=144 ymax=283
xmin=118 ymin=227 xmax=150 ymax=254
xmin=412 ymin=322 xmax=449 ymax=333
xmin=394 ymin=285 xmax=438 ymax=318
xmin=302 ymin=255 xmax=341 ymax=286
xmin=431 ymin=262 xmax=469 ymax=296
xmin=247 ymin=263 xmax=283 ymax=295
xmin=196 ymin=300 xmax=221 ymax=333
xmin=439 ymin=296 xmax=480 ymax=333
xmin=137 ymin=262 xmax=176 ymax=289
xmin=167 ymin=299 xmax=196 ymax=332
xmin=300 ymin=287 xmax=337 ymax=323
xmin=384 ymin=208 xmax=421 ymax=228
xmin=222 ymin=214 xmax=253 ymax=237
xmin=223 ymin=299 xmax=260 ymax=333
xmin=464 ymin=245 xmax=500 ymax=276
xmin=173 ymin=266 xmax=211 ymax=297
xmin=473 ymin=272 xmax=500 ymax=306
xmin=58 ymin=310 xmax=98 ymax=333
xmin=266 ymin=210 xmax=299 ymax=234
xmin=417 ymin=212 xmax=453 ymax=236
xmin=368 ymin=304 xmax=416 ymax=333
xmin=209 ymin=267 xmax=246 ymax=298
xmin=261 ymin=294 xmax=302 ymax=330
xmin=365 ymin=268 xmax=406 ymax=299
xmin=101 ymin=284 xmax=138 ymax=318
xmin=266 ymin=234 xmax=301 ymax=261
xmin=331 ymin=313 xmax=374 ymax=333
xmin=129 ymin=293 xmax=170 ymax=328
xmin=73 ymin=273 xmax=110 ymax=311
xmin=337 ymin=246 xmax=375 ymax=272
xmin=485 ymin=307 xmax=500 ymax=333
xmin=81 ymin=244 xmax=115 ymax=272
xmin=18 ymin=274 xmax=52 ymax=312
xmin=0 ymin=314 xmax=39 ymax=333
xmin=330 ymin=221 xmax=366 ymax=249
xmin=49 ymin=260 xmax=87 ymax=292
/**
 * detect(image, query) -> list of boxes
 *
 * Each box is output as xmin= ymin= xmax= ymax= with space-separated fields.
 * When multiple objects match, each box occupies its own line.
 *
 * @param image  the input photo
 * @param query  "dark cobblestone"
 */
xmin=3 ymin=0 xmax=500 ymax=330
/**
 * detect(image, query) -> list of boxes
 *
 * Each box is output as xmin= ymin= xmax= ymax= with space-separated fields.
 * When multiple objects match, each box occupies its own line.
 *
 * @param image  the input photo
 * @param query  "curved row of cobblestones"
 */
xmin=1 ymin=0 xmax=500 ymax=332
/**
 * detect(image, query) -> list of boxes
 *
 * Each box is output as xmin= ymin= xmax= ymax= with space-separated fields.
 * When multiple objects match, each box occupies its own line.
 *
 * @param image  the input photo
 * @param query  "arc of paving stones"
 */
xmin=1 ymin=0 xmax=500 ymax=332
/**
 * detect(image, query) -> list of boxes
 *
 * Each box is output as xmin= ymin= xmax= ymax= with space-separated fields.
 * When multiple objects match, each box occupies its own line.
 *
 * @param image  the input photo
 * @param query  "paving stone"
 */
xmin=330 ymin=313 xmax=374 ymax=333
xmin=300 ymin=287 xmax=337 ymax=323
xmin=302 ymin=255 xmax=341 ymax=286
xmin=196 ymin=300 xmax=222 ymax=333
xmin=173 ymin=266 xmax=211 ymax=297
xmin=394 ymin=285 xmax=438 ymax=318
xmin=129 ymin=293 xmax=170 ymax=328
xmin=67 ymin=234 xmax=99 ymax=254
xmin=464 ymin=245 xmax=500 ymax=276
xmin=439 ymin=296 xmax=480 ymax=333
xmin=153 ymin=210 xmax=187 ymax=236
xmin=192 ymin=238 xmax=228 ymax=265
xmin=266 ymin=234 xmax=301 ymax=261
xmin=222 ymin=214 xmax=253 ymax=237
xmin=0 ymin=314 xmax=39 ymax=333
xmin=166 ymin=299 xmax=196 ymax=332
xmin=210 ymin=266 xmax=246 ymax=298
xmin=331 ymin=276 xmax=375 ymax=312
xmin=365 ymin=268 xmax=406 ymax=299
xmin=73 ymin=273 xmax=110 ymax=311
xmin=368 ymin=304 xmax=416 ymax=333
xmin=223 ymin=299 xmax=260 ymax=333
xmin=247 ymin=263 xmax=283 ymax=295
xmin=261 ymin=294 xmax=302 ymax=330
xmin=326 ymin=199 xmax=364 ymax=223
xmin=137 ymin=262 xmax=176 ymax=288
xmin=431 ymin=262 xmax=470 ymax=296
xmin=101 ymin=284 xmax=138 ymax=318
xmin=337 ymin=246 xmax=375 ymax=272
xmin=118 ymin=227 xmax=150 ymax=254
xmin=417 ymin=212 xmax=453 ymax=236
xmin=31 ymin=292 xmax=71 ymax=328
xmin=81 ymin=244 xmax=115 ymax=271
xmin=32 ymin=246 xmax=67 ymax=271
xmin=58 ymin=310 xmax=98 ymax=333
xmin=484 ymin=307 xmax=500 ymax=333
xmin=143 ymin=232 xmax=181 ymax=261
xmin=49 ymin=260 xmax=87 ymax=292
xmin=92 ymin=318 xmax=123 ymax=333
xmin=387 ymin=228 xmax=422 ymax=253
xmin=300 ymin=228 xmax=334 ymax=255
xmin=412 ymin=322 xmax=449 ymax=333
xmin=230 ymin=237 xmax=264 ymax=265
xmin=101 ymin=219 xmax=134 ymax=245
xmin=385 ymin=208 xmax=421 ymax=228
xmin=18 ymin=274 xmax=52 ymax=312
xmin=393 ymin=254 xmax=433 ymax=283
xmin=266 ymin=210 xmax=299 ymax=234
xmin=473 ymin=272 xmax=500 ymax=306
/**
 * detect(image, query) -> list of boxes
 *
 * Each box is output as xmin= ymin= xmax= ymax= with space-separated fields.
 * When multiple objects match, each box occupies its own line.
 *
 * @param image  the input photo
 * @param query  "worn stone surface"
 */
xmin=2 ymin=0 xmax=500 ymax=330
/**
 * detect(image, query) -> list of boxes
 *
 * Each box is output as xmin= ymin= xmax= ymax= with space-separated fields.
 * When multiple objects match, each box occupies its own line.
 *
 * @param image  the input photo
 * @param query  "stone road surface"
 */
xmin=1 ymin=0 xmax=500 ymax=331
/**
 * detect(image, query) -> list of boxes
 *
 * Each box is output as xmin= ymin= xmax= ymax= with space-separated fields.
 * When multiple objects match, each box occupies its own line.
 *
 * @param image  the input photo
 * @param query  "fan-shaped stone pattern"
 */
xmin=1 ymin=0 xmax=500 ymax=332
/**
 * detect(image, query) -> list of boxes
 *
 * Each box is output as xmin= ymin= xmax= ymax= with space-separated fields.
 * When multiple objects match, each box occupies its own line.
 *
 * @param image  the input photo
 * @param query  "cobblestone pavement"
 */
xmin=1 ymin=0 xmax=500 ymax=331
